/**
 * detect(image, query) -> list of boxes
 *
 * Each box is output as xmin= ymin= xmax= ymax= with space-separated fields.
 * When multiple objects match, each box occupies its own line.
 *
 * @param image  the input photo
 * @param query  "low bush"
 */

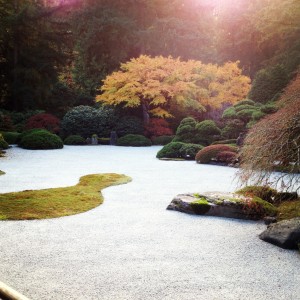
xmin=19 ymin=130 xmax=63 ymax=150
xmin=195 ymin=144 xmax=237 ymax=164
xmin=0 ymin=134 xmax=9 ymax=150
xmin=152 ymin=135 xmax=175 ymax=145
xmin=234 ymin=99 xmax=255 ymax=107
xmin=236 ymin=186 xmax=277 ymax=203
xmin=212 ymin=139 xmax=237 ymax=145
xmin=216 ymin=151 xmax=237 ymax=164
xmin=25 ymin=113 xmax=60 ymax=133
xmin=1 ymin=132 xmax=21 ymax=144
xmin=156 ymin=142 xmax=185 ymax=159
xmin=144 ymin=118 xmax=173 ymax=138
xmin=116 ymin=134 xmax=152 ymax=147
xmin=156 ymin=142 xmax=203 ymax=159
xmin=195 ymin=120 xmax=221 ymax=144
xmin=115 ymin=116 xmax=144 ymax=137
xmin=64 ymin=135 xmax=86 ymax=145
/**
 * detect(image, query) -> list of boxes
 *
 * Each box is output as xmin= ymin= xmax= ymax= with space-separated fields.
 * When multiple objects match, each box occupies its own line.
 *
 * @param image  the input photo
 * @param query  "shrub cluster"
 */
xmin=1 ymin=132 xmax=21 ymax=144
xmin=25 ymin=113 xmax=60 ymax=133
xmin=0 ymin=134 xmax=9 ymax=150
xmin=195 ymin=144 xmax=237 ymax=164
xmin=152 ymin=135 xmax=175 ymax=145
xmin=115 ymin=116 xmax=144 ymax=137
xmin=64 ymin=135 xmax=86 ymax=145
xmin=61 ymin=105 xmax=116 ymax=138
xmin=116 ymin=134 xmax=152 ymax=147
xmin=19 ymin=129 xmax=63 ymax=150
xmin=144 ymin=118 xmax=173 ymax=138
xmin=156 ymin=142 xmax=203 ymax=160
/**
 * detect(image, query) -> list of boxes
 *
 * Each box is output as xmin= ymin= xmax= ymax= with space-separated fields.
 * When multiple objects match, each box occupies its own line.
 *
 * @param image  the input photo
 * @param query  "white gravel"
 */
xmin=0 ymin=145 xmax=299 ymax=300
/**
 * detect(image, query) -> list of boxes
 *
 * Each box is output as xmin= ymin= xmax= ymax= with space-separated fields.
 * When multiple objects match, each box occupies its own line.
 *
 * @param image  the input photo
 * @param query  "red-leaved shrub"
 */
xmin=25 ymin=113 xmax=60 ymax=134
xmin=144 ymin=118 xmax=173 ymax=138
xmin=195 ymin=144 xmax=237 ymax=164
xmin=216 ymin=151 xmax=237 ymax=164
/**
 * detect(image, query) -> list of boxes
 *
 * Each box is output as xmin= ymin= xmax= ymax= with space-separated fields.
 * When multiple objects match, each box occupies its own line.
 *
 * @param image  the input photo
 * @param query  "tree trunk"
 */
xmin=142 ymin=102 xmax=150 ymax=125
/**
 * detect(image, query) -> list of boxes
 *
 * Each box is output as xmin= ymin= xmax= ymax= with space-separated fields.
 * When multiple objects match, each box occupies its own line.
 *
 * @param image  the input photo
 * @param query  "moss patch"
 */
xmin=0 ymin=173 xmax=131 ymax=220
xmin=190 ymin=197 xmax=211 ymax=214
xmin=277 ymin=200 xmax=300 ymax=220
xmin=0 ymin=170 xmax=4 ymax=175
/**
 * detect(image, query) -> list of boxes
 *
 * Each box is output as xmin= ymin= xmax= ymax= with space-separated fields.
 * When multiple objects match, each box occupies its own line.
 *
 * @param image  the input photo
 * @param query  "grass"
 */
xmin=0 ymin=173 xmax=131 ymax=220
xmin=277 ymin=200 xmax=300 ymax=220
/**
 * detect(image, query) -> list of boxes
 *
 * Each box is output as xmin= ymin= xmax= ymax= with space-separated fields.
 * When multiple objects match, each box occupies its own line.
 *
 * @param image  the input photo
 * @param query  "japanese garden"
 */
xmin=0 ymin=0 xmax=299 ymax=299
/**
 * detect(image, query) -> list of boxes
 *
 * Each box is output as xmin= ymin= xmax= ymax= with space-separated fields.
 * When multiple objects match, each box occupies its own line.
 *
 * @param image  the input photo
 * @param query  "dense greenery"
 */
xmin=116 ymin=134 xmax=152 ymax=147
xmin=64 ymin=135 xmax=86 ymax=145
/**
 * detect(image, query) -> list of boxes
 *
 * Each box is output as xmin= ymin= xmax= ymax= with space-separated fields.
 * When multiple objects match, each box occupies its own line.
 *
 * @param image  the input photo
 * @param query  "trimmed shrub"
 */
xmin=25 ymin=113 xmax=60 ymax=133
xmin=64 ymin=135 xmax=86 ymax=145
xmin=221 ymin=119 xmax=245 ymax=139
xmin=156 ymin=142 xmax=185 ymax=159
xmin=222 ymin=107 xmax=236 ymax=119
xmin=116 ymin=134 xmax=152 ymax=147
xmin=0 ymin=134 xmax=9 ymax=150
xmin=234 ymin=99 xmax=255 ymax=107
xmin=260 ymin=103 xmax=278 ymax=114
xmin=195 ymin=144 xmax=237 ymax=164
xmin=179 ymin=144 xmax=204 ymax=160
xmin=115 ymin=116 xmax=144 ymax=137
xmin=152 ymin=135 xmax=175 ymax=145
xmin=19 ymin=130 xmax=63 ymax=150
xmin=144 ymin=118 xmax=173 ymax=138
xmin=61 ymin=105 xmax=117 ymax=138
xmin=212 ymin=139 xmax=237 ymax=145
xmin=216 ymin=151 xmax=237 ymax=164
xmin=1 ymin=132 xmax=21 ymax=144
xmin=195 ymin=120 xmax=221 ymax=144
xmin=156 ymin=142 xmax=203 ymax=159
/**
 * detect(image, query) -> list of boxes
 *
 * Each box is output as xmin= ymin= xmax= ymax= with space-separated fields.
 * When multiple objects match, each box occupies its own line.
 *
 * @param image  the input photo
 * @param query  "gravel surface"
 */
xmin=0 ymin=146 xmax=299 ymax=300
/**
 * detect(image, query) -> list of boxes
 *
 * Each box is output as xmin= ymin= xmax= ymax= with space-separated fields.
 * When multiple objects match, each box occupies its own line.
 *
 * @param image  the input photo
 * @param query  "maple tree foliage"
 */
xmin=239 ymin=72 xmax=300 ymax=191
xmin=96 ymin=55 xmax=250 ymax=123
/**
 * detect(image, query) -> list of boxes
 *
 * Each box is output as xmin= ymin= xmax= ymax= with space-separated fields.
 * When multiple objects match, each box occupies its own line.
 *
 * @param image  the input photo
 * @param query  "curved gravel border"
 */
xmin=0 ymin=146 xmax=299 ymax=300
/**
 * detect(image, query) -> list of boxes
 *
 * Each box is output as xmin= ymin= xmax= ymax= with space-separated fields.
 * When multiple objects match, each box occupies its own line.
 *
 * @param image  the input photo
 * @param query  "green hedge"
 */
xmin=64 ymin=135 xmax=86 ymax=145
xmin=117 ymin=134 xmax=152 ymax=147
xmin=152 ymin=135 xmax=175 ymax=145
xmin=157 ymin=142 xmax=203 ymax=160
xmin=1 ymin=131 xmax=21 ymax=144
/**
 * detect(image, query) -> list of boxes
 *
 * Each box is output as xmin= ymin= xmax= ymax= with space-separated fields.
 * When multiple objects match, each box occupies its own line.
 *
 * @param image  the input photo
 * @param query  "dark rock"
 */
xmin=259 ymin=217 xmax=300 ymax=249
xmin=167 ymin=192 xmax=277 ymax=221
xmin=263 ymin=216 xmax=277 ymax=225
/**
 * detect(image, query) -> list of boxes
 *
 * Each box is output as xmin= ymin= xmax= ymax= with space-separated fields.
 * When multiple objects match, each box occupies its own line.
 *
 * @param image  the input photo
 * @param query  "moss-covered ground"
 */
xmin=0 ymin=173 xmax=131 ymax=220
xmin=277 ymin=200 xmax=300 ymax=220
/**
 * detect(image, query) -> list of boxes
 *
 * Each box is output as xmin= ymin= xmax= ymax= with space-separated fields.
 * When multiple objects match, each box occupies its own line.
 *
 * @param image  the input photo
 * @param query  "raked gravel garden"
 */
xmin=0 ymin=145 xmax=299 ymax=300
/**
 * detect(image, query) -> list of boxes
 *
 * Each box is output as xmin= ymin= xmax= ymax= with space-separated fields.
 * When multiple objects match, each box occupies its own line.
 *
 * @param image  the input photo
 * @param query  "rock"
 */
xmin=263 ymin=216 xmax=277 ymax=225
xmin=167 ymin=192 xmax=277 ymax=221
xmin=259 ymin=217 xmax=300 ymax=249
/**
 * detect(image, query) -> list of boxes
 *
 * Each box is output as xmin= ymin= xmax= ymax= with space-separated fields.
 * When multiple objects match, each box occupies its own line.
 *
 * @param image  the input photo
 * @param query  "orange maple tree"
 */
xmin=96 ymin=55 xmax=250 ymax=123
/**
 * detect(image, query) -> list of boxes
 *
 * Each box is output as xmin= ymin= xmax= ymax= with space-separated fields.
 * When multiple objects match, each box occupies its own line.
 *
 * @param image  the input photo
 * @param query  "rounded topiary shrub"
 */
xmin=1 ymin=132 xmax=21 ymax=144
xmin=179 ymin=143 xmax=204 ymax=160
xmin=152 ymin=135 xmax=175 ymax=145
xmin=115 ymin=116 xmax=144 ymax=137
xmin=64 ymin=135 xmax=86 ymax=145
xmin=61 ymin=105 xmax=117 ymax=138
xmin=216 ymin=151 xmax=237 ymax=164
xmin=195 ymin=120 xmax=221 ymax=144
xmin=0 ymin=133 xmax=9 ymax=150
xmin=25 ymin=113 xmax=60 ymax=133
xmin=116 ymin=134 xmax=152 ymax=147
xmin=19 ymin=130 xmax=63 ymax=150
xmin=156 ymin=142 xmax=185 ymax=159
xmin=195 ymin=144 xmax=237 ymax=164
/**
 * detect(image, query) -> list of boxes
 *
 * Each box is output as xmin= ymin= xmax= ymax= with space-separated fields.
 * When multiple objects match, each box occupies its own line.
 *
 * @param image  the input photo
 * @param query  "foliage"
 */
xmin=151 ymin=135 xmax=175 ymax=145
xmin=61 ymin=105 xmax=117 ymax=138
xmin=239 ymin=73 xmax=300 ymax=191
xmin=97 ymin=55 xmax=251 ymax=122
xmin=195 ymin=120 xmax=221 ymax=145
xmin=116 ymin=134 xmax=152 ymax=147
xmin=216 ymin=151 xmax=237 ymax=164
xmin=195 ymin=144 xmax=237 ymax=164
xmin=0 ymin=113 xmax=14 ymax=131
xmin=277 ymin=200 xmax=300 ymax=221
xmin=248 ymin=64 xmax=290 ymax=103
xmin=64 ymin=135 xmax=86 ymax=146
xmin=0 ymin=132 xmax=21 ymax=144
xmin=115 ymin=116 xmax=144 ymax=137
xmin=25 ymin=113 xmax=60 ymax=134
xmin=212 ymin=139 xmax=237 ymax=145
xmin=0 ymin=133 xmax=9 ymax=150
xmin=144 ymin=118 xmax=173 ymax=138
xmin=19 ymin=130 xmax=63 ymax=150
xmin=156 ymin=142 xmax=203 ymax=160
xmin=0 ymin=173 xmax=131 ymax=220
xmin=236 ymin=186 xmax=278 ymax=203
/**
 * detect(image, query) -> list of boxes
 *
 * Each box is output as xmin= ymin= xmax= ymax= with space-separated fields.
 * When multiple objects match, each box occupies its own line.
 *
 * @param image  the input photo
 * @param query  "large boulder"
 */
xmin=259 ymin=217 xmax=300 ymax=249
xmin=167 ymin=192 xmax=277 ymax=221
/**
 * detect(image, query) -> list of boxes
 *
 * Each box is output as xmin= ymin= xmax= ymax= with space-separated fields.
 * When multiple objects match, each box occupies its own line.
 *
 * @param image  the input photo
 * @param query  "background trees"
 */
xmin=97 ymin=55 xmax=250 ymax=123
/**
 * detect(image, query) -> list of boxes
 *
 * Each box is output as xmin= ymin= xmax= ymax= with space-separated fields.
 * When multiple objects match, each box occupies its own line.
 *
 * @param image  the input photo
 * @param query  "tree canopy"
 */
xmin=96 ymin=55 xmax=250 ymax=123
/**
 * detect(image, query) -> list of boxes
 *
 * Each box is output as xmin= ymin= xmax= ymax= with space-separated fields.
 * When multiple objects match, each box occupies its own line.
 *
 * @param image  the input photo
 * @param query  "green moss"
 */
xmin=0 ymin=173 xmax=131 ymax=220
xmin=190 ymin=197 xmax=211 ymax=214
xmin=0 ymin=170 xmax=5 ymax=175
xmin=251 ymin=196 xmax=277 ymax=216
xmin=236 ymin=186 xmax=277 ymax=203
xmin=277 ymin=200 xmax=300 ymax=220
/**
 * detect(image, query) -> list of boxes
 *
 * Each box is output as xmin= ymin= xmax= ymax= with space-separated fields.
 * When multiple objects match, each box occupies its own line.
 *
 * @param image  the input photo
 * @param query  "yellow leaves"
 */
xmin=96 ymin=55 xmax=251 ymax=118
